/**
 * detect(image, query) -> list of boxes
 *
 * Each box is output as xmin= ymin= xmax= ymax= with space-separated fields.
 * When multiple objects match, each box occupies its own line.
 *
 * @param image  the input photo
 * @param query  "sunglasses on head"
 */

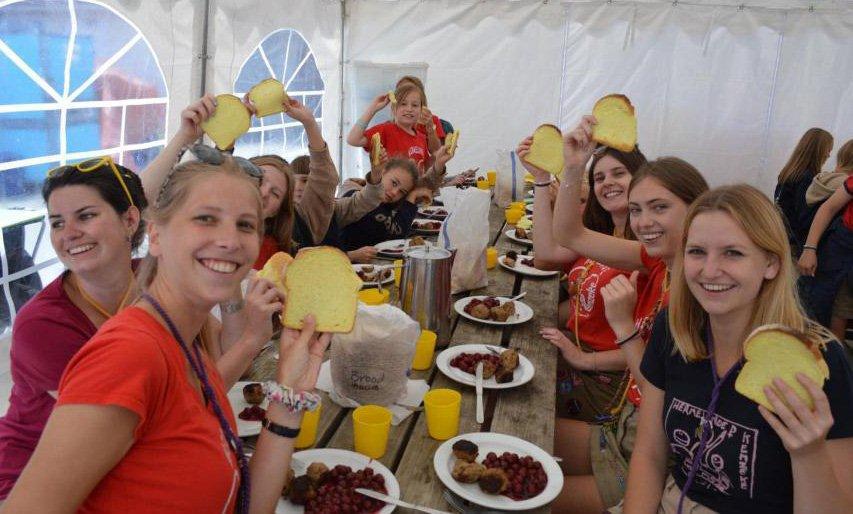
xmin=47 ymin=156 xmax=136 ymax=208
xmin=187 ymin=144 xmax=263 ymax=181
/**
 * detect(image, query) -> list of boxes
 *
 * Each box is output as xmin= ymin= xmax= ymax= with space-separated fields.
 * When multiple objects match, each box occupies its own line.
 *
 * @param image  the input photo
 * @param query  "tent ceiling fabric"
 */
xmin=95 ymin=0 xmax=849 ymax=192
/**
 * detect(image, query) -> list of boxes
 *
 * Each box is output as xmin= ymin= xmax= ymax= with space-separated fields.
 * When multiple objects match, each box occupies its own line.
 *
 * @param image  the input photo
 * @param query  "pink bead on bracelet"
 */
xmin=262 ymin=381 xmax=321 ymax=412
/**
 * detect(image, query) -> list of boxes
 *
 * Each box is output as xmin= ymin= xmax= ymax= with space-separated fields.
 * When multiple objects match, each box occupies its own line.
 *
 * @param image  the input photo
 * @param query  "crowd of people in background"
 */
xmin=0 ymin=71 xmax=848 ymax=514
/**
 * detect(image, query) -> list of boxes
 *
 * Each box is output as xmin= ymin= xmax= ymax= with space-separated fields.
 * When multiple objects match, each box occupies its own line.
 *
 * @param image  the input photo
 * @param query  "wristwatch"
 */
xmin=262 ymin=418 xmax=300 ymax=439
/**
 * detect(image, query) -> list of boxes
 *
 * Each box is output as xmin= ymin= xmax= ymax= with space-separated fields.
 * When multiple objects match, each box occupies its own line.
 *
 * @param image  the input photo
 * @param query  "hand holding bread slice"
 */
xmin=591 ymin=94 xmax=637 ymax=152
xmin=201 ymin=94 xmax=251 ymax=150
xmin=283 ymin=247 xmax=362 ymax=333
xmin=445 ymin=130 xmax=460 ymax=157
xmin=735 ymin=324 xmax=829 ymax=412
xmin=256 ymin=251 xmax=293 ymax=295
xmin=522 ymin=124 xmax=564 ymax=176
xmin=248 ymin=78 xmax=290 ymax=118
xmin=370 ymin=133 xmax=384 ymax=168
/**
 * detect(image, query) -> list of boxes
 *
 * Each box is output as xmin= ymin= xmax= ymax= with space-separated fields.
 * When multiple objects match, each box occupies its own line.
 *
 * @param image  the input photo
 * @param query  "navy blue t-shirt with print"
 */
xmin=640 ymin=310 xmax=853 ymax=514
xmin=339 ymin=200 xmax=417 ymax=251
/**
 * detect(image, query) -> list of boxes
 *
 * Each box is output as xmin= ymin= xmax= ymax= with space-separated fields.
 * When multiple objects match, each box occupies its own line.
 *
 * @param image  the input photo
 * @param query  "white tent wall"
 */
xmin=344 ymin=0 xmax=567 ymax=179
xmin=560 ymin=1 xmax=853 ymax=193
xmin=207 ymin=0 xmax=343 ymax=164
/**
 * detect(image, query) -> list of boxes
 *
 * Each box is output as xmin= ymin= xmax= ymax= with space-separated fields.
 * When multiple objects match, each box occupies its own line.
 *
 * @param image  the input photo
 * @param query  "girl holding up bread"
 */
xmin=338 ymin=157 xmax=439 ymax=251
xmin=2 ymin=155 xmax=331 ymax=514
xmin=618 ymin=185 xmax=853 ymax=514
xmin=518 ymin=136 xmax=648 ymax=423
xmin=549 ymin=116 xmax=709 ymax=513
xmin=347 ymin=83 xmax=432 ymax=173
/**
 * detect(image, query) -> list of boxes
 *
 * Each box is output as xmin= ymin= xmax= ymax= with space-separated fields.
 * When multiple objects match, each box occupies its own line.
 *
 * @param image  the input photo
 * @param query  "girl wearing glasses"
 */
xmin=619 ymin=185 xmax=853 ymax=514
xmin=2 ymin=157 xmax=330 ymax=514
xmin=0 ymin=159 xmax=146 ymax=500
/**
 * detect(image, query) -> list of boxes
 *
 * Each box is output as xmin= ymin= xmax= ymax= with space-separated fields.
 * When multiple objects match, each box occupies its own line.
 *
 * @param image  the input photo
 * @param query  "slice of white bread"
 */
xmin=591 ymin=94 xmax=637 ymax=152
xmin=248 ymin=78 xmax=290 ymax=118
xmin=283 ymin=247 xmax=362 ymax=333
xmin=370 ymin=133 xmax=384 ymax=167
xmin=387 ymin=90 xmax=397 ymax=104
xmin=256 ymin=251 xmax=293 ymax=295
xmin=201 ymin=94 xmax=251 ymax=149
xmin=734 ymin=324 xmax=829 ymax=412
xmin=446 ymin=130 xmax=460 ymax=157
xmin=523 ymin=124 xmax=564 ymax=176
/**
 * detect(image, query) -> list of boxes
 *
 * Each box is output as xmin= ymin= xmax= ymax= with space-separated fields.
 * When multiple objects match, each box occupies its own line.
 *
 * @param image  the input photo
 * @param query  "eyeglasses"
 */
xmin=187 ymin=144 xmax=263 ymax=181
xmin=47 ymin=156 xmax=136 ymax=207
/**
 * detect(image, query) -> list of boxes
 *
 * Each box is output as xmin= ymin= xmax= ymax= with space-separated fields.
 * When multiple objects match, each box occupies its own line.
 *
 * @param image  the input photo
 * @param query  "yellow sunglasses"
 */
xmin=47 ymin=156 xmax=136 ymax=208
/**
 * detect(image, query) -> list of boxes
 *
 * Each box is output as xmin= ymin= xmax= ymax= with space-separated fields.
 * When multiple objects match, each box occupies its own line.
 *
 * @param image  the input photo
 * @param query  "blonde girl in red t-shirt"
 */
xmin=4 ymin=159 xmax=331 ymax=514
xmin=548 ymin=116 xmax=709 ymax=514
xmin=517 ymin=134 xmax=647 ymax=426
xmin=347 ymin=83 xmax=432 ymax=173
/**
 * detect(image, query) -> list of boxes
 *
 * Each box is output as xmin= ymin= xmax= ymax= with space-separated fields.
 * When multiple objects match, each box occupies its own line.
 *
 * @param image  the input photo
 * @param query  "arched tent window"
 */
xmin=233 ymin=28 xmax=324 ymax=161
xmin=0 ymin=0 xmax=167 ymax=331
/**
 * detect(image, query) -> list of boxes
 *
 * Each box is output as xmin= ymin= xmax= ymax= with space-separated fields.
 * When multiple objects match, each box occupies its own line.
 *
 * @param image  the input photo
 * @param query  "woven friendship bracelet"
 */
xmin=262 ymin=381 xmax=321 ymax=412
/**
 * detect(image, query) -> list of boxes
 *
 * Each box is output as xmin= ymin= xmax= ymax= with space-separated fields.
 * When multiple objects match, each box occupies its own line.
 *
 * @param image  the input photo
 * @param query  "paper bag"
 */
xmin=440 ymin=187 xmax=490 ymax=294
xmin=494 ymin=148 xmax=526 ymax=208
xmin=330 ymin=304 xmax=420 ymax=406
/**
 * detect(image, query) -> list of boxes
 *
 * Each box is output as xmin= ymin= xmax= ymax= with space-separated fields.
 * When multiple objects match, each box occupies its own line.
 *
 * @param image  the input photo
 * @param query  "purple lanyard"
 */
xmin=142 ymin=293 xmax=251 ymax=514
xmin=676 ymin=325 xmax=743 ymax=514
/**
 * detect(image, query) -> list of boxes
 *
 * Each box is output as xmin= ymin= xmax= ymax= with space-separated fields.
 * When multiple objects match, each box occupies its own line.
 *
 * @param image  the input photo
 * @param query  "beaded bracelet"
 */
xmin=262 ymin=381 xmax=321 ymax=412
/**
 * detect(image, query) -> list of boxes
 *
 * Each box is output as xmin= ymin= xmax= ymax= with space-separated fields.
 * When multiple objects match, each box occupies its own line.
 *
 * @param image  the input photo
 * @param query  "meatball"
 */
xmin=494 ymin=367 xmax=514 ymax=384
xmin=287 ymin=475 xmax=315 ymax=505
xmin=471 ymin=303 xmax=491 ymax=320
xmin=242 ymin=383 xmax=264 ymax=405
xmin=478 ymin=468 xmax=509 ymax=494
xmin=481 ymin=360 xmax=498 ymax=380
xmin=452 ymin=439 xmax=479 ymax=462
xmin=500 ymin=348 xmax=520 ymax=371
xmin=452 ymin=461 xmax=486 ymax=484
xmin=306 ymin=462 xmax=329 ymax=485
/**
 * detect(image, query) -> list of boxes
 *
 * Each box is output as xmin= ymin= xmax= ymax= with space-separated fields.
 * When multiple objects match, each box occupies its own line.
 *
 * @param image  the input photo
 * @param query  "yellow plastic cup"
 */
xmin=423 ymin=388 xmax=461 ymax=440
xmin=510 ymin=201 xmax=525 ymax=211
xmin=486 ymin=247 xmax=498 ymax=269
xmin=358 ymin=288 xmax=390 ymax=305
xmin=487 ymin=170 xmax=497 ymax=186
xmin=294 ymin=401 xmax=322 ymax=449
xmin=476 ymin=179 xmax=490 ymax=190
xmin=505 ymin=208 xmax=524 ymax=224
xmin=352 ymin=405 xmax=392 ymax=458
xmin=393 ymin=259 xmax=404 ymax=287
xmin=412 ymin=329 xmax=438 ymax=370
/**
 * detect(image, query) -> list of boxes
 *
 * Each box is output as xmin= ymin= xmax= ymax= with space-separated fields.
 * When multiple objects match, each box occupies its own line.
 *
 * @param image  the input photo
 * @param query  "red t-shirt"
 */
xmin=626 ymin=246 xmax=670 ymax=406
xmin=843 ymin=175 xmax=853 ymax=230
xmin=364 ymin=121 xmax=430 ymax=172
xmin=57 ymin=307 xmax=239 ymax=513
xmin=253 ymin=234 xmax=280 ymax=270
xmin=0 ymin=273 xmax=96 ymax=498
xmin=565 ymin=257 xmax=641 ymax=352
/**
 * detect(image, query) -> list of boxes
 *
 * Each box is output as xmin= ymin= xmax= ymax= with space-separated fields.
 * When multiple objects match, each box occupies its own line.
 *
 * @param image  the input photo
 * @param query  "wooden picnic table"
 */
xmin=246 ymin=193 xmax=559 ymax=512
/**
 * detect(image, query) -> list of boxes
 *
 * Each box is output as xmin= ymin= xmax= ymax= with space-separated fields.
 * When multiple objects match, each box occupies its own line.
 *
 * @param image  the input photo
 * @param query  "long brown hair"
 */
xmin=629 ymin=157 xmax=710 ymax=207
xmin=777 ymin=128 xmax=833 ymax=184
xmin=835 ymin=139 xmax=853 ymax=174
xmin=669 ymin=184 xmax=833 ymax=361
xmin=250 ymin=155 xmax=294 ymax=253
xmin=396 ymin=75 xmax=427 ymax=106
xmin=583 ymin=146 xmax=647 ymax=237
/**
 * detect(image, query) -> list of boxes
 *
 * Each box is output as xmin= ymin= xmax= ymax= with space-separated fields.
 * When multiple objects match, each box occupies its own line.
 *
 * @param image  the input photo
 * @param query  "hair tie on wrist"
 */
xmin=533 ymin=181 xmax=552 ymax=187
xmin=616 ymin=329 xmax=641 ymax=346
